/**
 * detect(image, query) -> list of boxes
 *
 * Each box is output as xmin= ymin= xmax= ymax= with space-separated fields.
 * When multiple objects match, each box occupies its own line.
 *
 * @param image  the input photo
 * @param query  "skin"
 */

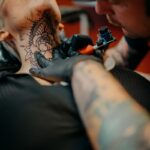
xmin=96 ymin=0 xmax=150 ymax=38
xmin=0 ymin=0 xmax=150 ymax=149
xmin=104 ymin=36 xmax=129 ymax=67
xmin=0 ymin=0 xmax=61 ymax=78
xmin=71 ymin=0 xmax=150 ymax=149
xmin=101 ymin=0 xmax=150 ymax=70
xmin=72 ymin=60 xmax=150 ymax=150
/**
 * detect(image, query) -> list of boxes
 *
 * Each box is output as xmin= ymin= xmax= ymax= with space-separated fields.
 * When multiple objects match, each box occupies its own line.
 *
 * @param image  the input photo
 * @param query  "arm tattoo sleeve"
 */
xmin=72 ymin=60 xmax=150 ymax=150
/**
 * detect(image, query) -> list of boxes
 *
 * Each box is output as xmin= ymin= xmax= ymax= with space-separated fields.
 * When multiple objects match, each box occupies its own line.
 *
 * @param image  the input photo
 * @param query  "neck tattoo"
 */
xmin=21 ymin=10 xmax=60 ymax=67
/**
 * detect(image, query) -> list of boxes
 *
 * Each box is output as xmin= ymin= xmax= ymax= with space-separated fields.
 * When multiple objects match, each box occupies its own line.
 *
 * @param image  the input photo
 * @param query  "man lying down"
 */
xmin=0 ymin=0 xmax=149 ymax=150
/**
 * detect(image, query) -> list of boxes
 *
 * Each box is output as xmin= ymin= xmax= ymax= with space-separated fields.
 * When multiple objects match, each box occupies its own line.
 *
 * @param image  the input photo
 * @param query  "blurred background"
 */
xmin=58 ymin=0 xmax=150 ymax=73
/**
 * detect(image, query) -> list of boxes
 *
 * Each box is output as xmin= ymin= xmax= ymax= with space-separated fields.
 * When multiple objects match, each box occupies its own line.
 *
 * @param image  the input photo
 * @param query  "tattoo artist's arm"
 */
xmin=72 ymin=60 xmax=150 ymax=150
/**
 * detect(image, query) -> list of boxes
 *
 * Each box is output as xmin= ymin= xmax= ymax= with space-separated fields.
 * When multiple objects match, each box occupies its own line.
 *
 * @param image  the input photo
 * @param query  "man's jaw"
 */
xmin=106 ymin=15 xmax=139 ymax=38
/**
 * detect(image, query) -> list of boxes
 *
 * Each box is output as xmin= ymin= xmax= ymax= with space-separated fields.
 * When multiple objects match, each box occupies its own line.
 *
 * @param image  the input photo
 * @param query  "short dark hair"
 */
xmin=146 ymin=0 xmax=150 ymax=16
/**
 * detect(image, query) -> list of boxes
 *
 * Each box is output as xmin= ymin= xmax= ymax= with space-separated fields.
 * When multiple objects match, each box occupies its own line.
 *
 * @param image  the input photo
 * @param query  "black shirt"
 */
xmin=0 ymin=73 xmax=92 ymax=150
xmin=0 ymin=68 xmax=150 ymax=150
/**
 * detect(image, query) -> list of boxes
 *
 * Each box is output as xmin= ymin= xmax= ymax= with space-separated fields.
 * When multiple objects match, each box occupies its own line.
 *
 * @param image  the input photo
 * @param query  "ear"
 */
xmin=0 ymin=30 xmax=12 ymax=41
xmin=58 ymin=23 xmax=64 ymax=31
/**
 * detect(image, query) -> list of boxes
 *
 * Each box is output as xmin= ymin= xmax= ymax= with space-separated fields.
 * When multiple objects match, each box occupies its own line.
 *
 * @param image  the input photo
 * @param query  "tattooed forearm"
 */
xmin=72 ymin=60 xmax=150 ymax=150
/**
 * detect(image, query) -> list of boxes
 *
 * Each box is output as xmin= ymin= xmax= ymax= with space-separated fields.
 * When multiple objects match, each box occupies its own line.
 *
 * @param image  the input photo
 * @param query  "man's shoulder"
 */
xmin=0 ymin=72 xmax=73 ymax=99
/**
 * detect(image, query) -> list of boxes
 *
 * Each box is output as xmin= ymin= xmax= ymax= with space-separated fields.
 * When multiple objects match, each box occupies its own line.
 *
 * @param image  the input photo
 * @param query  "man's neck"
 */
xmin=14 ymin=11 xmax=60 ymax=74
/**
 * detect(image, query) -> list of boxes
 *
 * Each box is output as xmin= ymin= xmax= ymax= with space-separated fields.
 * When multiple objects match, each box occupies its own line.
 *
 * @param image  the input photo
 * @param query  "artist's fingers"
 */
xmin=29 ymin=67 xmax=61 ymax=82
xmin=34 ymin=52 xmax=50 ymax=68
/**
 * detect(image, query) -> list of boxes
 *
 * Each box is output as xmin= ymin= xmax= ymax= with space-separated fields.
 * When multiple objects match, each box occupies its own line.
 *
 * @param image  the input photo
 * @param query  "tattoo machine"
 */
xmin=57 ymin=26 xmax=116 ymax=58
xmin=79 ymin=26 xmax=116 ymax=57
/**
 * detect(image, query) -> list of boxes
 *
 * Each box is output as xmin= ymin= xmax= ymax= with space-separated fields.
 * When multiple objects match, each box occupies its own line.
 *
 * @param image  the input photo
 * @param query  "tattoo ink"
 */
xmin=22 ymin=10 xmax=60 ymax=67
xmin=72 ymin=60 xmax=150 ymax=150
xmin=98 ymin=101 xmax=150 ymax=150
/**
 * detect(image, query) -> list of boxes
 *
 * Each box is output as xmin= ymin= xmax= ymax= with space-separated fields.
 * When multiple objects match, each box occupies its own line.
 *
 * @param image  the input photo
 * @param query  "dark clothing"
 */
xmin=0 ymin=42 xmax=21 ymax=72
xmin=0 ymin=73 xmax=92 ymax=150
xmin=111 ymin=67 xmax=150 ymax=112
xmin=0 ymin=67 xmax=150 ymax=150
xmin=124 ymin=36 xmax=149 ymax=70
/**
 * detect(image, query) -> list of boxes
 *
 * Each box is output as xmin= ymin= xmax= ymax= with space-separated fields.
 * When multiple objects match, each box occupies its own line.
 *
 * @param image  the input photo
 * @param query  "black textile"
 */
xmin=0 ymin=67 xmax=150 ymax=150
xmin=0 ymin=42 xmax=21 ymax=72
xmin=0 ymin=73 xmax=92 ymax=150
xmin=111 ymin=67 xmax=150 ymax=112
xmin=124 ymin=36 xmax=149 ymax=69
